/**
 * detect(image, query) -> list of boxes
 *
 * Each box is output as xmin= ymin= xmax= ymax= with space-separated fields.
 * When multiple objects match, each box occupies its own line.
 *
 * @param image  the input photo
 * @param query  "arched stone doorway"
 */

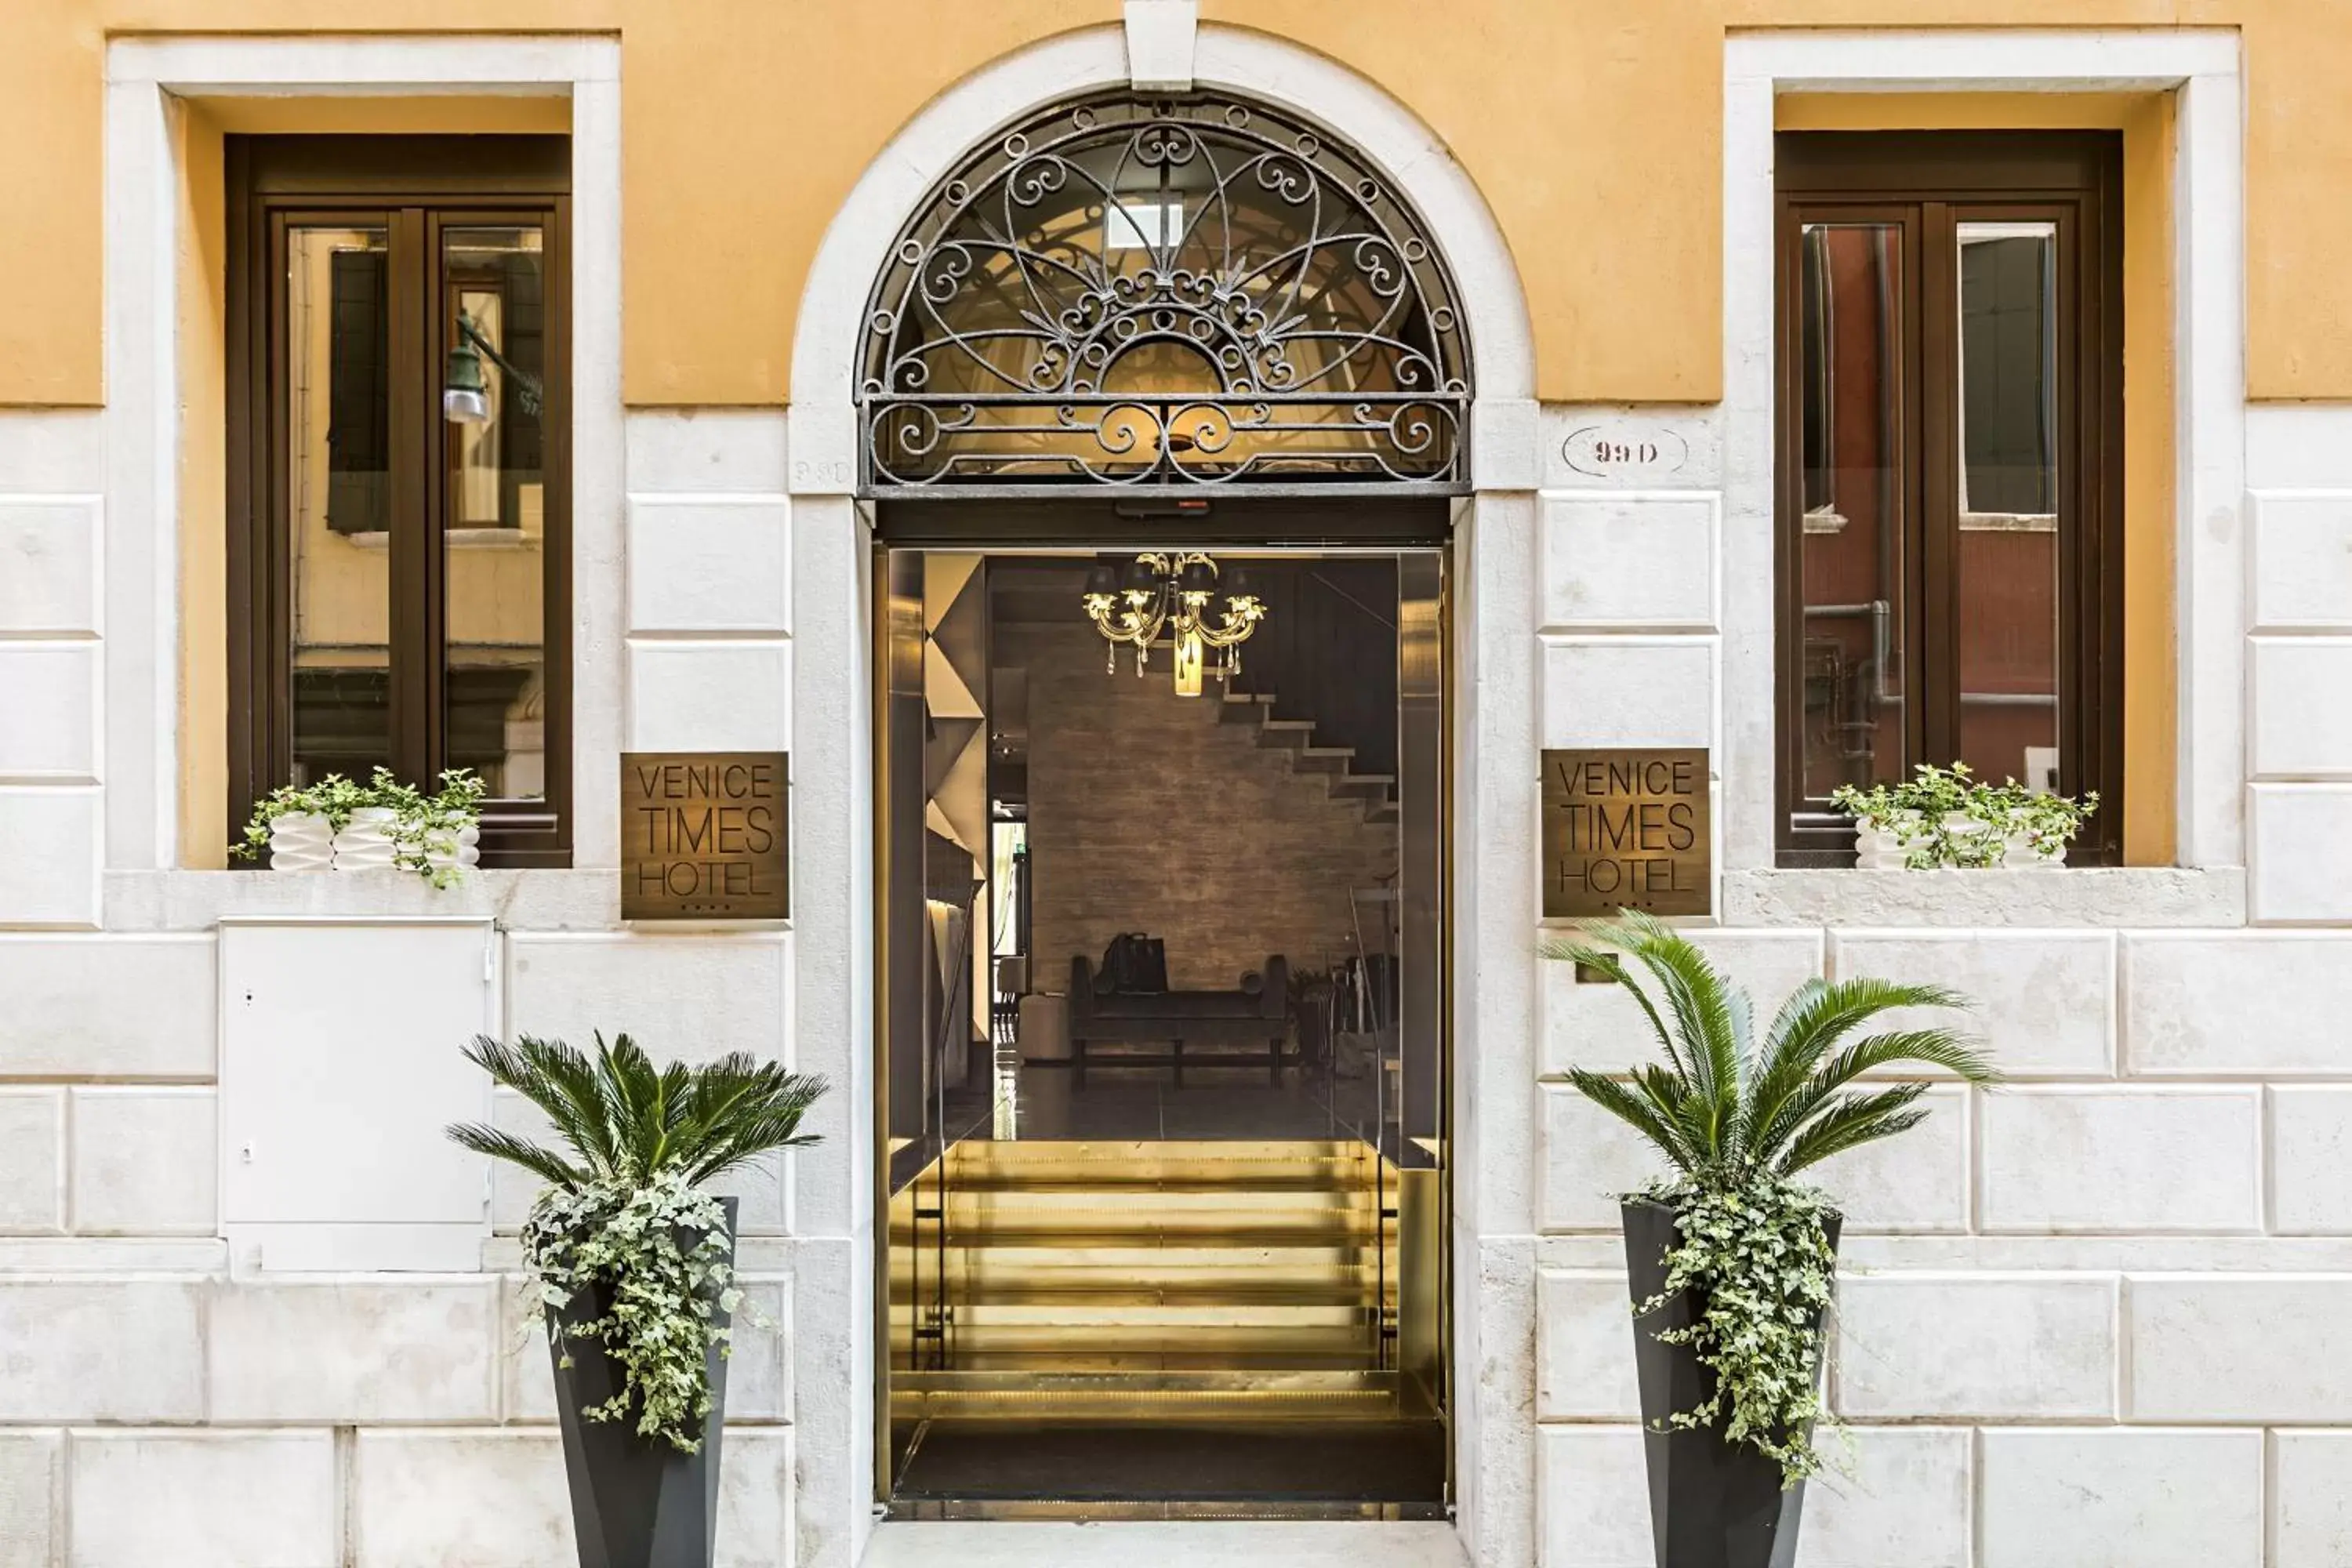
xmin=865 ymin=83 xmax=1465 ymax=1519
xmin=782 ymin=21 xmax=1541 ymax=1560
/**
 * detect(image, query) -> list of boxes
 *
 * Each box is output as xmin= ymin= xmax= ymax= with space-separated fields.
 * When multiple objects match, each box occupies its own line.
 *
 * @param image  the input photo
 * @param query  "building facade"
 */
xmin=4 ymin=3 xmax=2352 ymax=1565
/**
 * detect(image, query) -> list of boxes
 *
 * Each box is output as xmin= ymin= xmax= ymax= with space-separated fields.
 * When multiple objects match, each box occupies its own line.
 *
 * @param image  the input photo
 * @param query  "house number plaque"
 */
xmin=621 ymin=752 xmax=789 ymax=920
xmin=1541 ymin=747 xmax=1711 ymax=919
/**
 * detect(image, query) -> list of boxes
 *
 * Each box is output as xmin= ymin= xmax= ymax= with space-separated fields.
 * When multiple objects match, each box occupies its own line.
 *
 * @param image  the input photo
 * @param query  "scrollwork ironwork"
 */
xmin=860 ymin=93 xmax=1471 ymax=493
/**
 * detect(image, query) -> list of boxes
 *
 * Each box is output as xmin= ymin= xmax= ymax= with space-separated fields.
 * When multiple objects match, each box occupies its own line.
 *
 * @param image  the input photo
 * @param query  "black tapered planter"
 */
xmin=549 ymin=1196 xmax=737 ymax=1568
xmin=1621 ymin=1198 xmax=1841 ymax=1568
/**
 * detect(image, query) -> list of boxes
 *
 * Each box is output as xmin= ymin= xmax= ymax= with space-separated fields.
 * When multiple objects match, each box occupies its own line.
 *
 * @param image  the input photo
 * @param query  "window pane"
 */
xmin=1956 ymin=222 xmax=2060 ymax=790
xmin=1797 ymin=223 xmax=1907 ymax=800
xmin=441 ymin=225 xmax=548 ymax=800
xmin=289 ymin=226 xmax=392 ymax=785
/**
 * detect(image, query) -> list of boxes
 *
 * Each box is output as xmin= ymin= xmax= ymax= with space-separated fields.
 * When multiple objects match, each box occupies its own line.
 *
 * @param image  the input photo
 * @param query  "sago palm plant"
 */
xmin=448 ymin=1031 xmax=827 ymax=1193
xmin=1549 ymin=912 xmax=1994 ymax=1185
xmin=447 ymin=1033 xmax=828 ymax=1451
xmin=1546 ymin=912 xmax=1995 ymax=1483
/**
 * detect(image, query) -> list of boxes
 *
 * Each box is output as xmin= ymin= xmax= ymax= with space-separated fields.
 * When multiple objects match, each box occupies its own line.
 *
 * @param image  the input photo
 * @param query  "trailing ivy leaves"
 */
xmin=1831 ymin=760 xmax=2097 ymax=868
xmin=1548 ymin=912 xmax=1995 ymax=1486
xmin=230 ymin=771 xmax=374 ymax=862
xmin=526 ymin=1171 xmax=742 ymax=1450
xmin=231 ymin=765 xmax=487 ymax=887
xmin=369 ymin=768 xmax=488 ymax=888
xmin=1638 ymin=1180 xmax=1840 ymax=1483
xmin=447 ymin=1033 xmax=829 ymax=1453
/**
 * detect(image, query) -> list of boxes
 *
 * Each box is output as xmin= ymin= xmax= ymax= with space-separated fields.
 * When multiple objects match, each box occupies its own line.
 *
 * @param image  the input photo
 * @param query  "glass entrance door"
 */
xmin=877 ymin=540 xmax=1450 ymax=1517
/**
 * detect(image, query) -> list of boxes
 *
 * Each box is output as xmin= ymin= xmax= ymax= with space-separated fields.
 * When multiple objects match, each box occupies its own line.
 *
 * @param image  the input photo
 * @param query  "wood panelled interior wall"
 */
xmin=1010 ymin=621 xmax=1397 ymax=994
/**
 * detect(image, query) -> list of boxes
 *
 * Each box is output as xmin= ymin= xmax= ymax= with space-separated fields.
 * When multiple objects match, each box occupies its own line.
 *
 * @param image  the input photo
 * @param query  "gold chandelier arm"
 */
xmin=1192 ymin=601 xmax=1266 ymax=647
xmin=1085 ymin=594 xmax=1167 ymax=649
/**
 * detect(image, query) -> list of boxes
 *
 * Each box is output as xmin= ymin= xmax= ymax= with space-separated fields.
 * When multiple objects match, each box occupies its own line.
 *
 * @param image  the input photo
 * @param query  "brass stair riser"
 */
xmin=888 ymin=1395 xmax=1402 ymax=1422
xmin=892 ymin=1325 xmax=1384 ymax=1360
xmin=894 ymin=1272 xmax=1391 ymax=1301
xmin=889 ymin=1241 xmax=1383 ymax=1279
xmin=893 ymin=1348 xmax=1388 ymax=1373
xmin=895 ymin=1139 xmax=1401 ymax=1421
xmin=922 ymin=1195 xmax=1381 ymax=1232
xmin=894 ymin=1301 xmax=1374 ymax=1328
xmin=941 ymin=1142 xmax=1374 ymax=1166
xmin=940 ymin=1141 xmax=1377 ymax=1177
xmin=898 ymin=1369 xmax=1399 ymax=1394
xmin=891 ymin=1370 xmax=1402 ymax=1422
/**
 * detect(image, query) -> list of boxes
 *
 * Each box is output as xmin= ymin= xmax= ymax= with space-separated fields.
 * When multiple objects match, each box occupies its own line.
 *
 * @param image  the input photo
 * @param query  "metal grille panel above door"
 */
xmin=860 ymin=92 xmax=1472 ymax=498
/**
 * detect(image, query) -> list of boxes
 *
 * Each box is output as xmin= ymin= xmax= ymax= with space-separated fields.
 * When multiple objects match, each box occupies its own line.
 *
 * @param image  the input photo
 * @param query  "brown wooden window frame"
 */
xmin=227 ymin=135 xmax=574 ymax=868
xmin=1774 ymin=131 xmax=2125 ymax=867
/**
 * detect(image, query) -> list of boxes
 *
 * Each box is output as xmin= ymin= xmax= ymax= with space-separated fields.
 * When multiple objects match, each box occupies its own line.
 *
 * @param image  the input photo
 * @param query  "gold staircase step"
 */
xmin=941 ymin=1139 xmax=1379 ymax=1176
xmin=894 ymin=1277 xmax=1384 ymax=1308
xmin=898 ymin=1349 xmax=1386 ymax=1374
xmin=895 ymin=1301 xmax=1373 ymax=1330
xmin=935 ymin=1174 xmax=1382 ymax=1200
xmin=891 ymin=1368 xmax=1402 ymax=1421
xmin=890 ymin=1139 xmax=1403 ymax=1416
xmin=891 ymin=1234 xmax=1393 ymax=1262
xmin=893 ymin=1323 xmax=1384 ymax=1358
xmin=893 ymin=1268 xmax=1391 ymax=1300
xmin=927 ymin=1194 xmax=1374 ymax=1222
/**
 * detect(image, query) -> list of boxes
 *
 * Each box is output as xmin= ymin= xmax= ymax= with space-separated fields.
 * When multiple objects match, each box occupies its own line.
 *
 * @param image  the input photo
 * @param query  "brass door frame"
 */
xmin=869 ymin=517 xmax=1455 ymax=1510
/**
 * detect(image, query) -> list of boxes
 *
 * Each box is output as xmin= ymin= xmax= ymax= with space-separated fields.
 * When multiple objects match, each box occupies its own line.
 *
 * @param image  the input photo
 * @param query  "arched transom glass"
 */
xmin=860 ymin=92 xmax=1472 ymax=494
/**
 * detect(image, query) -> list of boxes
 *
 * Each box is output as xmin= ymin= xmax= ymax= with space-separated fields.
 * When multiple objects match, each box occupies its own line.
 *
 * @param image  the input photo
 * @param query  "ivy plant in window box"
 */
xmin=448 ymin=1033 xmax=827 ymax=1568
xmin=1832 ymin=762 xmax=2097 ymax=869
xmin=233 ymin=766 xmax=486 ymax=885
xmin=1545 ymin=913 xmax=1993 ymax=1568
xmin=230 ymin=772 xmax=374 ymax=871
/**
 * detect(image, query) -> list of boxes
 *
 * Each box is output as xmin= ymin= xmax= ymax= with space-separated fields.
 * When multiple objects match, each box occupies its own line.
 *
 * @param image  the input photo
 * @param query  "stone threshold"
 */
xmin=861 ymin=1521 xmax=1469 ymax=1568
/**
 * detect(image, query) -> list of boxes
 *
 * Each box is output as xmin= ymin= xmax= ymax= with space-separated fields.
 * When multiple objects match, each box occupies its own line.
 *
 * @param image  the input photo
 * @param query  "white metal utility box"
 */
xmin=219 ymin=918 xmax=498 ymax=1271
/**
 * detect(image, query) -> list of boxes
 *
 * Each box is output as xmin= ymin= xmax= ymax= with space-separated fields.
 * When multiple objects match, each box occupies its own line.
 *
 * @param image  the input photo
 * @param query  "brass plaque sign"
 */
xmin=1541 ymin=748 xmax=1711 ymax=919
xmin=622 ymin=752 xmax=789 ymax=920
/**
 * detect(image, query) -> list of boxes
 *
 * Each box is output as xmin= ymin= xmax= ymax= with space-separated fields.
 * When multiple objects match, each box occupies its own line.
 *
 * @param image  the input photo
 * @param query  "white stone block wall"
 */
xmin=0 ymin=414 xmax=104 ymax=927
xmin=9 ymin=386 xmax=2352 ymax=1568
xmin=1537 ymin=924 xmax=2352 ymax=1566
xmin=1529 ymin=403 xmax=2352 ymax=1567
xmin=0 ymin=403 xmax=815 ymax=1568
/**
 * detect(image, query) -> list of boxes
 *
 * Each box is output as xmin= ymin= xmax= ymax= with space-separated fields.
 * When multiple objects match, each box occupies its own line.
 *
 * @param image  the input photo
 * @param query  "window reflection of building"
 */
xmin=1795 ymin=222 xmax=2066 ymax=797
xmin=290 ymin=226 xmax=392 ymax=784
xmin=442 ymin=227 xmax=549 ymax=801
xmin=1956 ymin=225 xmax=2061 ymax=792
xmin=1797 ymin=223 xmax=1907 ymax=802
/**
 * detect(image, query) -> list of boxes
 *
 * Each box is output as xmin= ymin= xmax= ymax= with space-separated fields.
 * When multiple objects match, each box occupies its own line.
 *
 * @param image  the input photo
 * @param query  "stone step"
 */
xmin=1330 ymin=771 xmax=1396 ymax=800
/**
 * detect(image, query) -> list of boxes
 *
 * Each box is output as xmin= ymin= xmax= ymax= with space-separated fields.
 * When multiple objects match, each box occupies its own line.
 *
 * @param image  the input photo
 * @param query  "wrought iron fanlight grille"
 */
xmin=860 ymin=92 xmax=1471 ymax=495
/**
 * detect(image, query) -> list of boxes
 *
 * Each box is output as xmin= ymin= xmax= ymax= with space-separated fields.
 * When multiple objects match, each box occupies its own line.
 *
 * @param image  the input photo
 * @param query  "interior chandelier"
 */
xmin=1082 ymin=553 xmax=1266 ymax=698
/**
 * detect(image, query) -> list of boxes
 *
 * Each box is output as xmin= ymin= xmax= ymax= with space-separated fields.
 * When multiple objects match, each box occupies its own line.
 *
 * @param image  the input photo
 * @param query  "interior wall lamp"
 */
xmin=1081 ymin=552 xmax=1265 ymax=698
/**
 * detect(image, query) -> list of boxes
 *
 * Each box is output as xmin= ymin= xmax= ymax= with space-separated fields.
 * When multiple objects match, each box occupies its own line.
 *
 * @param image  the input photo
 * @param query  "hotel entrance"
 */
xmin=855 ymin=84 xmax=1472 ymax=1516
xmin=875 ymin=524 xmax=1449 ymax=1515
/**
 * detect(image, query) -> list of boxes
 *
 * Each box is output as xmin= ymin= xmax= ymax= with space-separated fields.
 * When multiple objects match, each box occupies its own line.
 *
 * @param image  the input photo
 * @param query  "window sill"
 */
xmin=1719 ymin=866 xmax=2245 ymax=928
xmin=335 ymin=528 xmax=536 ymax=550
xmin=103 ymin=868 xmax=620 ymax=932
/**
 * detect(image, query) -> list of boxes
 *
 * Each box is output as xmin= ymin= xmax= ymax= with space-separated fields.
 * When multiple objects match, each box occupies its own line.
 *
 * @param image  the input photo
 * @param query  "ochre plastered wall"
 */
xmin=1777 ymin=93 xmax=2178 ymax=866
xmin=5 ymin=2 xmax=2349 ymax=407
